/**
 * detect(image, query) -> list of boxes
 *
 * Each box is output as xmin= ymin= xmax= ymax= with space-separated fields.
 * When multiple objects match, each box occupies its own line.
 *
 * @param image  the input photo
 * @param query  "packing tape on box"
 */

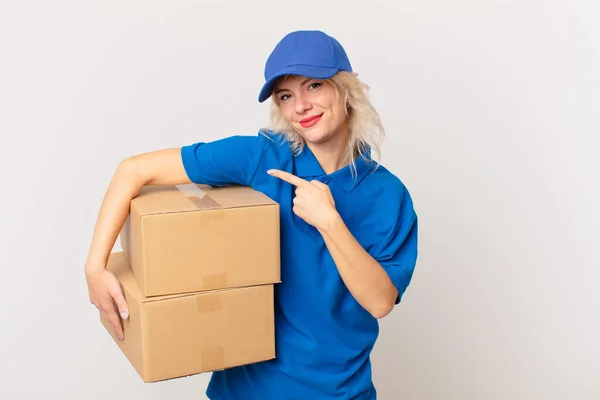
xmin=203 ymin=273 xmax=228 ymax=289
xmin=197 ymin=296 xmax=226 ymax=370
xmin=201 ymin=345 xmax=225 ymax=371
xmin=176 ymin=183 xmax=222 ymax=210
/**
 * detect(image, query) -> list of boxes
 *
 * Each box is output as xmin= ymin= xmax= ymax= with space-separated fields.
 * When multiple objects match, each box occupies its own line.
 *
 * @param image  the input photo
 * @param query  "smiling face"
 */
xmin=273 ymin=75 xmax=350 ymax=146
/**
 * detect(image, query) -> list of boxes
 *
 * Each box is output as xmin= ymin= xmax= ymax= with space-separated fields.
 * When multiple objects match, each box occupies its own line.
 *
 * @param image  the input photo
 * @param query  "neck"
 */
xmin=305 ymin=123 xmax=352 ymax=175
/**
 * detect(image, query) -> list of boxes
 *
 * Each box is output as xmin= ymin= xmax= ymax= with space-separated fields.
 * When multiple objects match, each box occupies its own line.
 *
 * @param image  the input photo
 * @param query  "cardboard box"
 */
xmin=120 ymin=183 xmax=280 ymax=297
xmin=101 ymin=252 xmax=276 ymax=382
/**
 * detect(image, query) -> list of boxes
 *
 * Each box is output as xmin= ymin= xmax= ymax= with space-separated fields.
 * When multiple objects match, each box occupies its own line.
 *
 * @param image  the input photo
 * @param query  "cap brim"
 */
xmin=258 ymin=65 xmax=340 ymax=103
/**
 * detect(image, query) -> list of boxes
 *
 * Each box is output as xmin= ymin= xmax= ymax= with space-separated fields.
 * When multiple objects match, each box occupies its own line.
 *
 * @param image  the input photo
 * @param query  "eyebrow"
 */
xmin=274 ymin=78 xmax=313 ymax=95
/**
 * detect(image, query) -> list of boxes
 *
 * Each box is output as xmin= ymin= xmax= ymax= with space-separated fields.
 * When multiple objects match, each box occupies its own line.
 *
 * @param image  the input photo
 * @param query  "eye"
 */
xmin=308 ymin=82 xmax=322 ymax=90
xmin=279 ymin=94 xmax=291 ymax=101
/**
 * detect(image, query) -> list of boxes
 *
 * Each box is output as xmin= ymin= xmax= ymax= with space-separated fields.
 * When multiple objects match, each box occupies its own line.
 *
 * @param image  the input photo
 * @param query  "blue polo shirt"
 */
xmin=181 ymin=131 xmax=418 ymax=400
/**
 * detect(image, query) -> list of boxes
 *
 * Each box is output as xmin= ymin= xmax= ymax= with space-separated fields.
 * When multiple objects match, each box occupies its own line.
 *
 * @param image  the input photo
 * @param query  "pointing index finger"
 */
xmin=267 ymin=169 xmax=307 ymax=187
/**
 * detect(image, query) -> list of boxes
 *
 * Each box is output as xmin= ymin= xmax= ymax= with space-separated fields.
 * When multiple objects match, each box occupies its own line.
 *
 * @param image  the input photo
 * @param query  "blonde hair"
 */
xmin=259 ymin=71 xmax=384 ymax=178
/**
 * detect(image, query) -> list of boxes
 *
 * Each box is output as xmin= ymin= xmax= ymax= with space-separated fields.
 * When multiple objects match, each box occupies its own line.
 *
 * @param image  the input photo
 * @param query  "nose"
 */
xmin=294 ymin=93 xmax=312 ymax=114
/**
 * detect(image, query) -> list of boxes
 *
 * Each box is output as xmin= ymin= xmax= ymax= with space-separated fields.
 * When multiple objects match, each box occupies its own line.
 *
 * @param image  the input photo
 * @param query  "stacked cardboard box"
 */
xmin=100 ymin=183 xmax=280 ymax=382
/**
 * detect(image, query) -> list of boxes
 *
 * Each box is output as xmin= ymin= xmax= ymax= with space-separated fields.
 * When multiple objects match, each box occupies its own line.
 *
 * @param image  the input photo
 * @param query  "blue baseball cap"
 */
xmin=258 ymin=30 xmax=353 ymax=103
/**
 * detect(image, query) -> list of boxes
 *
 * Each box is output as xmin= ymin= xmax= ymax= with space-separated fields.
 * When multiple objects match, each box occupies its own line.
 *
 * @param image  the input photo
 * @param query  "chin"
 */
xmin=298 ymin=128 xmax=332 ymax=144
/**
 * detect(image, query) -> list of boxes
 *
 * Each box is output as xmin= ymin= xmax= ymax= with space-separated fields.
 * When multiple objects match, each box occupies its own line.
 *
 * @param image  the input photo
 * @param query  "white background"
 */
xmin=1 ymin=1 xmax=599 ymax=399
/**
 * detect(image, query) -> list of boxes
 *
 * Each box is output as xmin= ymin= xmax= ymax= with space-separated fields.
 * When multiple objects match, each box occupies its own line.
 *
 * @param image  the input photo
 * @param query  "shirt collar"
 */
xmin=293 ymin=144 xmax=375 ymax=193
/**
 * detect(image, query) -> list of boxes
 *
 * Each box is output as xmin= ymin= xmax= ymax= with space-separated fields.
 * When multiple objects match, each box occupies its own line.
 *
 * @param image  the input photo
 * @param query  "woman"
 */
xmin=85 ymin=30 xmax=418 ymax=399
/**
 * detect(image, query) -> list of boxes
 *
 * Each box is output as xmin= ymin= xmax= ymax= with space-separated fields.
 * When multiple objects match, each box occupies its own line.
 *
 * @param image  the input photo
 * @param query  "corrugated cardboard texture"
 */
xmin=120 ymin=184 xmax=280 ymax=297
xmin=102 ymin=252 xmax=276 ymax=382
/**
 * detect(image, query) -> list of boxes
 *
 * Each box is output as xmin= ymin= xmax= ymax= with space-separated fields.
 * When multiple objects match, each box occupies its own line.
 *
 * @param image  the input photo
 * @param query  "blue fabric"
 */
xmin=180 ymin=131 xmax=418 ymax=400
xmin=258 ymin=30 xmax=353 ymax=102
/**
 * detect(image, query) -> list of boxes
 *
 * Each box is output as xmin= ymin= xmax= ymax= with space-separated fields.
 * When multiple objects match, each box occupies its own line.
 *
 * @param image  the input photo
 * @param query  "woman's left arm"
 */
xmin=318 ymin=214 xmax=399 ymax=319
xmin=268 ymin=169 xmax=403 ymax=319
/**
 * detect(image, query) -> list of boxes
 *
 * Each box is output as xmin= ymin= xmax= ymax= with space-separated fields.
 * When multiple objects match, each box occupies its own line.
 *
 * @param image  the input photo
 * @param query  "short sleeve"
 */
xmin=180 ymin=134 xmax=267 ymax=187
xmin=373 ymin=186 xmax=419 ymax=305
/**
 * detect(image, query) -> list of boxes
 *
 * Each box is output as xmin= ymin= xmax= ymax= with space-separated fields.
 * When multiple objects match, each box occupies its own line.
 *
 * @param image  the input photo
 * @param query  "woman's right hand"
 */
xmin=84 ymin=147 xmax=191 ymax=340
xmin=86 ymin=267 xmax=129 ymax=341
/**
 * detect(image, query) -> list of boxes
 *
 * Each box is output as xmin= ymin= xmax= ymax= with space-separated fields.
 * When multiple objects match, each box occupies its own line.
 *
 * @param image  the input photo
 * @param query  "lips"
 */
xmin=299 ymin=114 xmax=323 ymax=128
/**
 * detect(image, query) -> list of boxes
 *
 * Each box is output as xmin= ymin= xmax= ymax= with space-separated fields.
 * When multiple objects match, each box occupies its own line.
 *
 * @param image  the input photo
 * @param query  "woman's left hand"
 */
xmin=268 ymin=169 xmax=339 ymax=232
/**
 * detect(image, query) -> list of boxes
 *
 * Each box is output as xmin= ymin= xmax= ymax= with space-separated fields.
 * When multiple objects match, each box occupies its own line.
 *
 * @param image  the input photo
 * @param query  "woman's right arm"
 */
xmin=85 ymin=148 xmax=191 ymax=341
